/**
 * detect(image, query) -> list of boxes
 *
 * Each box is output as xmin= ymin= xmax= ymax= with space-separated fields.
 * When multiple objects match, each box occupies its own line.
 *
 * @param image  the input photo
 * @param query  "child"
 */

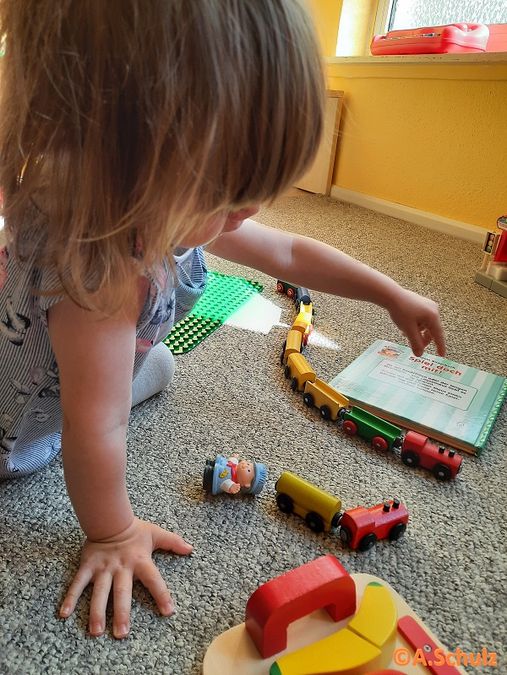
xmin=0 ymin=0 xmax=445 ymax=640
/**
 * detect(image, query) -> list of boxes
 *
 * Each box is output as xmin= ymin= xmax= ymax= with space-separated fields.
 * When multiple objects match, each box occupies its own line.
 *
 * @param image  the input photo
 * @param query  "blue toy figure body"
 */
xmin=203 ymin=453 xmax=267 ymax=496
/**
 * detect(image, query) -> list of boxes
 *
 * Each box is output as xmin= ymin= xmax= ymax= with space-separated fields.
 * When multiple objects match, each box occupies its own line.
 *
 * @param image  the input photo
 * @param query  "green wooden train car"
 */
xmin=341 ymin=406 xmax=402 ymax=451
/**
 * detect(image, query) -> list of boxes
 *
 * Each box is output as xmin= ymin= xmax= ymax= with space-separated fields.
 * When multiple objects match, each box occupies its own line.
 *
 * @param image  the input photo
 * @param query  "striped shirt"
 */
xmin=0 ymin=232 xmax=206 ymax=478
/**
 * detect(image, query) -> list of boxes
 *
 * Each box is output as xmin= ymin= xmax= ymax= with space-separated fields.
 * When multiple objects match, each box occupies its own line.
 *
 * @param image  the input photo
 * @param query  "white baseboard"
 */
xmin=330 ymin=186 xmax=486 ymax=244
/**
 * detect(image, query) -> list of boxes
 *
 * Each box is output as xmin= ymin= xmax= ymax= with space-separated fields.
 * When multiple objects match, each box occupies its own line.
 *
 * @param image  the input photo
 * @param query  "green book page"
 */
xmin=329 ymin=340 xmax=507 ymax=449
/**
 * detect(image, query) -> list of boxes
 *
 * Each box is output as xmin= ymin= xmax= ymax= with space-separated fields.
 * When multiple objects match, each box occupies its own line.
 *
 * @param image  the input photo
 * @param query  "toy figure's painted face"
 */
xmin=236 ymin=459 xmax=255 ymax=488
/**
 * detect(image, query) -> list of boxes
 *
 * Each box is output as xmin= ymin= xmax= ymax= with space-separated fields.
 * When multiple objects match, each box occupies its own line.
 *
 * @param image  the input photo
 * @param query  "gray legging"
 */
xmin=132 ymin=343 xmax=175 ymax=407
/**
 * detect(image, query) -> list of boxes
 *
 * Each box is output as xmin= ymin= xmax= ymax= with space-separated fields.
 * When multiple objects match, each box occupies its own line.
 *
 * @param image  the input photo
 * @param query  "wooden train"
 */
xmin=276 ymin=281 xmax=463 ymax=481
xmin=275 ymin=470 xmax=409 ymax=552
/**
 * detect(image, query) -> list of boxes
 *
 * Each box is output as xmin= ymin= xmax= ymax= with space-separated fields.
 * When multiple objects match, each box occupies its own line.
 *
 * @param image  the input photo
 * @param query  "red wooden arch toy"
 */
xmin=245 ymin=554 xmax=356 ymax=658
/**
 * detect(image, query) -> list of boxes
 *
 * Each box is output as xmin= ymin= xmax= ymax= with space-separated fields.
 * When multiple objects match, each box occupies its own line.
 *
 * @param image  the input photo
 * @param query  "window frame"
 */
xmin=373 ymin=0 xmax=395 ymax=37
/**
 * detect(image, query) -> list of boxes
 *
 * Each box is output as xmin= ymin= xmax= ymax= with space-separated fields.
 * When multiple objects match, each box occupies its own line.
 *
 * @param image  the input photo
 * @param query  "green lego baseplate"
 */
xmin=163 ymin=271 xmax=263 ymax=354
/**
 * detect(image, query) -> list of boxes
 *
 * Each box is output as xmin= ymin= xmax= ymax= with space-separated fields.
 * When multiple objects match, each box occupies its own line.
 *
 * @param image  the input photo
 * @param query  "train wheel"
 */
xmin=389 ymin=523 xmax=407 ymax=541
xmin=372 ymin=436 xmax=389 ymax=451
xmin=433 ymin=463 xmax=452 ymax=481
xmin=339 ymin=526 xmax=352 ymax=545
xmin=290 ymin=377 xmax=298 ymax=391
xmin=276 ymin=493 xmax=294 ymax=514
xmin=280 ymin=341 xmax=287 ymax=366
xmin=287 ymin=287 xmax=295 ymax=299
xmin=401 ymin=451 xmax=420 ymax=468
xmin=284 ymin=364 xmax=291 ymax=379
xmin=331 ymin=512 xmax=342 ymax=529
xmin=303 ymin=392 xmax=314 ymax=408
xmin=320 ymin=405 xmax=331 ymax=421
xmin=276 ymin=281 xmax=285 ymax=294
xmin=342 ymin=420 xmax=358 ymax=436
xmin=358 ymin=533 xmax=377 ymax=552
xmin=305 ymin=512 xmax=325 ymax=533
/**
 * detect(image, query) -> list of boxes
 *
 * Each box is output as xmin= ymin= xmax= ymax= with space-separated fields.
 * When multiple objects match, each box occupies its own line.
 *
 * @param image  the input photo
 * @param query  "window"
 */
xmin=335 ymin=0 xmax=507 ymax=58
xmin=378 ymin=0 xmax=507 ymax=32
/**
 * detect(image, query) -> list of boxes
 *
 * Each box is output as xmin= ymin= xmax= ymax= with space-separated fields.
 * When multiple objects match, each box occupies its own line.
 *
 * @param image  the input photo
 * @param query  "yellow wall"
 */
xmin=305 ymin=0 xmax=342 ymax=57
xmin=328 ymin=62 xmax=507 ymax=229
xmin=335 ymin=0 xmax=377 ymax=56
xmin=307 ymin=2 xmax=507 ymax=230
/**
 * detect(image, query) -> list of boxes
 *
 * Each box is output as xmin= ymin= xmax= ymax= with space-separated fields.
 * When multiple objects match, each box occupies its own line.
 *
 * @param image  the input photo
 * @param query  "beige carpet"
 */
xmin=1 ymin=193 xmax=506 ymax=674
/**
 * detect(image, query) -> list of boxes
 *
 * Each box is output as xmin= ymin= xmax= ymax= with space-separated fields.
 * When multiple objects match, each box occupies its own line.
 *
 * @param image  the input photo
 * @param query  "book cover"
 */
xmin=329 ymin=340 xmax=507 ymax=456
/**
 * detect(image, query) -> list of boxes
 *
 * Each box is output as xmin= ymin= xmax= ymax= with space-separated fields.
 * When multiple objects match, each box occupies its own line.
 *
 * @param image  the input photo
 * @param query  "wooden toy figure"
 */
xmin=203 ymin=453 xmax=267 ymax=496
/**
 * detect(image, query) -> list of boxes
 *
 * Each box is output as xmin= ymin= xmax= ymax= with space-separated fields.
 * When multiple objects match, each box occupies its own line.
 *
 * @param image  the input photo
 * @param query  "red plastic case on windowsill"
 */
xmin=487 ymin=24 xmax=507 ymax=52
xmin=370 ymin=23 xmax=489 ymax=56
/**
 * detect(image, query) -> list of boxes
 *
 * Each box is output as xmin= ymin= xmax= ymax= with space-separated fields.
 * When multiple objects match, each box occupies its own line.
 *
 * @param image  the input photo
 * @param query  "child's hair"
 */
xmin=0 ymin=0 xmax=325 ymax=312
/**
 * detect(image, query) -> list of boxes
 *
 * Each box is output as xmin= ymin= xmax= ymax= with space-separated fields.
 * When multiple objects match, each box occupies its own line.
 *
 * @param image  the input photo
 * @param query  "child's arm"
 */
xmin=207 ymin=218 xmax=446 ymax=356
xmin=47 ymin=280 xmax=192 ymax=638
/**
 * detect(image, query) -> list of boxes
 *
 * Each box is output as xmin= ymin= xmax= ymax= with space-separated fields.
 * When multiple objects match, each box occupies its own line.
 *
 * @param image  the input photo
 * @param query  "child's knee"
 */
xmin=157 ymin=343 xmax=175 ymax=388
xmin=132 ymin=344 xmax=175 ymax=406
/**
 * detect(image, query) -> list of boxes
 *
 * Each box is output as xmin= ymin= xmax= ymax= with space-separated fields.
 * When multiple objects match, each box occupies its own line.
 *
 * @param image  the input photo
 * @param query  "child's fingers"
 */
xmin=421 ymin=328 xmax=433 ymax=349
xmin=135 ymin=560 xmax=175 ymax=616
xmin=60 ymin=567 xmax=93 ymax=618
xmin=112 ymin=568 xmax=133 ymax=639
xmin=429 ymin=319 xmax=446 ymax=356
xmin=152 ymin=527 xmax=193 ymax=556
xmin=405 ymin=326 xmax=425 ymax=357
xmin=88 ymin=571 xmax=113 ymax=636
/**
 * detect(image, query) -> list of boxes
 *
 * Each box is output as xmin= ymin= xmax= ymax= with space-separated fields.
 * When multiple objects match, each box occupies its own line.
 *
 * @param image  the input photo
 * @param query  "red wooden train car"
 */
xmin=400 ymin=430 xmax=463 ymax=481
xmin=339 ymin=498 xmax=408 ymax=551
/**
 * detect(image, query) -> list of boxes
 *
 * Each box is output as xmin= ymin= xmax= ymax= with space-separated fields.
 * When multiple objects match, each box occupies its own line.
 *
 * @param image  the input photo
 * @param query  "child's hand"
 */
xmin=386 ymin=288 xmax=446 ymax=357
xmin=59 ymin=517 xmax=192 ymax=639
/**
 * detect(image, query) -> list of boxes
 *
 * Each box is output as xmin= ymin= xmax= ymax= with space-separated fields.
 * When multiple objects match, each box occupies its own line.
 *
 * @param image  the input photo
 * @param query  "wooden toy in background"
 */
xmin=338 ymin=499 xmax=408 ymax=552
xmin=330 ymin=339 xmax=506 ymax=457
xmin=275 ymin=471 xmax=408 ymax=551
xmin=276 ymin=281 xmax=311 ymax=306
xmin=400 ymin=431 xmax=461 ymax=481
xmin=246 ymin=555 xmax=356 ymax=659
xmin=397 ymin=616 xmax=464 ymax=675
xmin=475 ymin=215 xmax=507 ymax=299
xmin=342 ymin=406 xmax=401 ymax=451
xmin=203 ymin=555 xmax=464 ymax=675
xmin=276 ymin=281 xmax=463 ymax=481
xmin=275 ymin=471 xmax=342 ymax=534
xmin=277 ymin=282 xmax=314 ymax=349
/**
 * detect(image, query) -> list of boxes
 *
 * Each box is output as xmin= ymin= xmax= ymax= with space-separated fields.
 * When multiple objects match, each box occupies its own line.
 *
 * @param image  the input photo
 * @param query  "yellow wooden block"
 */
xmin=270 ymin=627 xmax=380 ymax=675
xmin=347 ymin=582 xmax=396 ymax=649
